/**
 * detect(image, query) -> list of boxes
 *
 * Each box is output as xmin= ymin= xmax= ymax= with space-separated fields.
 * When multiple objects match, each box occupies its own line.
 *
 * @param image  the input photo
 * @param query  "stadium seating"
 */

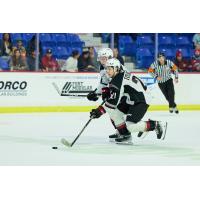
xmin=22 ymin=33 xmax=35 ymax=41
xmin=54 ymin=47 xmax=71 ymax=59
xmin=118 ymin=35 xmax=134 ymax=56
xmin=52 ymin=34 xmax=68 ymax=47
xmin=175 ymin=36 xmax=192 ymax=48
xmin=123 ymin=43 xmax=137 ymax=56
xmin=136 ymin=48 xmax=154 ymax=68
xmin=40 ymin=33 xmax=56 ymax=47
xmin=11 ymin=33 xmax=22 ymax=40
xmin=40 ymin=33 xmax=84 ymax=58
xmin=158 ymin=35 xmax=175 ymax=48
xmin=136 ymin=36 xmax=154 ymax=46
xmin=158 ymin=48 xmax=176 ymax=60
xmin=115 ymin=33 xmax=195 ymax=68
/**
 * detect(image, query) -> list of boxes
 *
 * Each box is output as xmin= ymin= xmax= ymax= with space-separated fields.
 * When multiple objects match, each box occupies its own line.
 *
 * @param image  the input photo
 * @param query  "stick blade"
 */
xmin=61 ymin=138 xmax=71 ymax=147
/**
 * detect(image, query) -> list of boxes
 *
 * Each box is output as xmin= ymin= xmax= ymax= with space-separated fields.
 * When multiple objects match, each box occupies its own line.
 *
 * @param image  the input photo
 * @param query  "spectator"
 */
xmin=191 ymin=49 xmax=200 ymax=72
xmin=78 ymin=48 xmax=97 ymax=72
xmin=113 ymin=48 xmax=124 ymax=65
xmin=9 ymin=49 xmax=28 ymax=71
xmin=27 ymin=35 xmax=42 ymax=56
xmin=193 ymin=34 xmax=200 ymax=50
xmin=0 ymin=33 xmax=13 ymax=60
xmin=0 ymin=56 xmax=9 ymax=71
xmin=61 ymin=50 xmax=80 ymax=72
xmin=41 ymin=49 xmax=59 ymax=72
xmin=15 ymin=39 xmax=26 ymax=51
xmin=27 ymin=50 xmax=41 ymax=71
xmin=174 ymin=50 xmax=191 ymax=72
xmin=88 ymin=46 xmax=99 ymax=71
xmin=20 ymin=48 xmax=29 ymax=70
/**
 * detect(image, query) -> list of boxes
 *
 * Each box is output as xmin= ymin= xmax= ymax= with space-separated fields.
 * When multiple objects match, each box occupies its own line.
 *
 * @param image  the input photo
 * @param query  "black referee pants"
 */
xmin=158 ymin=78 xmax=176 ymax=108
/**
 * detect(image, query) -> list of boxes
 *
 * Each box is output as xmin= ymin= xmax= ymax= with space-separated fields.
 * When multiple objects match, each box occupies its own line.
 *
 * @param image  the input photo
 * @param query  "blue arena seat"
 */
xmin=137 ymin=57 xmax=154 ymax=69
xmin=119 ymin=35 xmax=133 ymax=43
xmin=55 ymin=46 xmax=70 ymax=59
xmin=11 ymin=33 xmax=22 ymax=40
xmin=22 ymin=33 xmax=35 ymax=41
xmin=158 ymin=35 xmax=175 ymax=48
xmin=176 ymin=36 xmax=192 ymax=48
xmin=119 ymin=36 xmax=134 ymax=56
xmin=67 ymin=34 xmax=81 ymax=42
xmin=52 ymin=34 xmax=67 ymax=46
xmin=136 ymin=36 xmax=154 ymax=46
xmin=136 ymin=48 xmax=154 ymax=68
xmin=40 ymin=33 xmax=55 ymax=46
xmin=123 ymin=43 xmax=137 ymax=56
xmin=158 ymin=47 xmax=176 ymax=60
xmin=136 ymin=48 xmax=152 ymax=57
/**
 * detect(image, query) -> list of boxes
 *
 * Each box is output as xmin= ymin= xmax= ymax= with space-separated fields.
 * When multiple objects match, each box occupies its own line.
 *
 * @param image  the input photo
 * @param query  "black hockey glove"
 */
xmin=90 ymin=106 xmax=106 ymax=119
xmin=102 ymin=87 xmax=111 ymax=101
xmin=87 ymin=90 xmax=98 ymax=101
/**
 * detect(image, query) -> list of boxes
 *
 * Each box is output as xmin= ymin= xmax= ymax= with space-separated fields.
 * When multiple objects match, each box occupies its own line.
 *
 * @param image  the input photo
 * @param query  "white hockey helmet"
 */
xmin=105 ymin=58 xmax=121 ymax=72
xmin=97 ymin=48 xmax=113 ymax=61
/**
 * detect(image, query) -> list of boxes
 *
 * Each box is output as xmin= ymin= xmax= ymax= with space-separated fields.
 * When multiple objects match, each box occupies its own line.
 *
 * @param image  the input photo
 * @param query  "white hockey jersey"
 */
xmin=96 ymin=64 xmax=129 ymax=94
xmin=103 ymin=71 xmax=151 ymax=111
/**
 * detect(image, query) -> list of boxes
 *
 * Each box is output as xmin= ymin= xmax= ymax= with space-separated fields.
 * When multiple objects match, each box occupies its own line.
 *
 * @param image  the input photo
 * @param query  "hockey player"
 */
xmin=86 ymin=48 xmax=137 ymax=140
xmin=89 ymin=58 xmax=165 ymax=143
xmin=87 ymin=48 xmax=114 ymax=101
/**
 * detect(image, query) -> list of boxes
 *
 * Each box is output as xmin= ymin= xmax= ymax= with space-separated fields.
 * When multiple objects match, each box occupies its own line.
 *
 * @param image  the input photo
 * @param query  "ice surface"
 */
xmin=0 ymin=111 xmax=200 ymax=165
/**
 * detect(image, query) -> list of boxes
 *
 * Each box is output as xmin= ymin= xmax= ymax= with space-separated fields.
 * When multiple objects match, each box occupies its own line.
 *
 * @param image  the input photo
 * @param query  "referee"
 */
xmin=148 ymin=52 xmax=179 ymax=114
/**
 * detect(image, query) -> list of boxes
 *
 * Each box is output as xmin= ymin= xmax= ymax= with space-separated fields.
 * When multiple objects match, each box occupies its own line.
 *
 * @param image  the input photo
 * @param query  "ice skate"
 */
xmin=169 ymin=107 xmax=173 ymax=113
xmin=115 ymin=133 xmax=133 ymax=145
xmin=154 ymin=121 xmax=163 ymax=139
xmin=173 ymin=107 xmax=179 ymax=114
xmin=137 ymin=131 xmax=144 ymax=138
xmin=115 ymin=134 xmax=133 ymax=145
xmin=109 ymin=130 xmax=120 ymax=142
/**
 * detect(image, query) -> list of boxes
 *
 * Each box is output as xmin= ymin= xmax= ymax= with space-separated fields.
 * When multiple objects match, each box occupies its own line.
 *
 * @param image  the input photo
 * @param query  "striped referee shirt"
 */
xmin=148 ymin=59 xmax=178 ymax=83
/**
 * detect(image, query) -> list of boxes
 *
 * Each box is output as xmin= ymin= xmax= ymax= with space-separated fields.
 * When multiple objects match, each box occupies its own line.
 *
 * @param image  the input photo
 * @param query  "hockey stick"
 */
xmin=61 ymin=101 xmax=105 ymax=147
xmin=52 ymin=82 xmax=61 ymax=95
xmin=61 ymin=94 xmax=88 ymax=97
xmin=61 ymin=93 xmax=102 ymax=97
xmin=52 ymin=82 xmax=101 ymax=97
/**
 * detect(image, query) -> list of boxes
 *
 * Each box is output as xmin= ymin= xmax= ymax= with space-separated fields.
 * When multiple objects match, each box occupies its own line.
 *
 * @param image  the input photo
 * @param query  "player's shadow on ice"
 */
xmin=65 ymin=138 xmax=200 ymax=161
xmin=1 ymin=135 xmax=200 ymax=162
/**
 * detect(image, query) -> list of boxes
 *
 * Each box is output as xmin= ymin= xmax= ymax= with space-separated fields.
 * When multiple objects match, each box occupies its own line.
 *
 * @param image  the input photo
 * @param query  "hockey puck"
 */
xmin=52 ymin=146 xmax=58 ymax=149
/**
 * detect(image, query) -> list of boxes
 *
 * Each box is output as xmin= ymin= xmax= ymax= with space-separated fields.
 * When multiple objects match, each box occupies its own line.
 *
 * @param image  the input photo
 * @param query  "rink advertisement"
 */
xmin=0 ymin=72 xmax=200 ymax=113
xmin=0 ymin=81 xmax=28 ymax=96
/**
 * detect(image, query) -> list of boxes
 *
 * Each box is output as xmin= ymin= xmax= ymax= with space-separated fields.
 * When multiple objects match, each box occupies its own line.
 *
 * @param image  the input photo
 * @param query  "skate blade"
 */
xmin=61 ymin=138 xmax=71 ymax=147
xmin=109 ymin=138 xmax=117 ymax=143
xmin=141 ymin=132 xmax=148 ymax=139
xmin=162 ymin=122 xmax=168 ymax=140
xmin=115 ymin=138 xmax=133 ymax=145
xmin=115 ymin=141 xmax=133 ymax=145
